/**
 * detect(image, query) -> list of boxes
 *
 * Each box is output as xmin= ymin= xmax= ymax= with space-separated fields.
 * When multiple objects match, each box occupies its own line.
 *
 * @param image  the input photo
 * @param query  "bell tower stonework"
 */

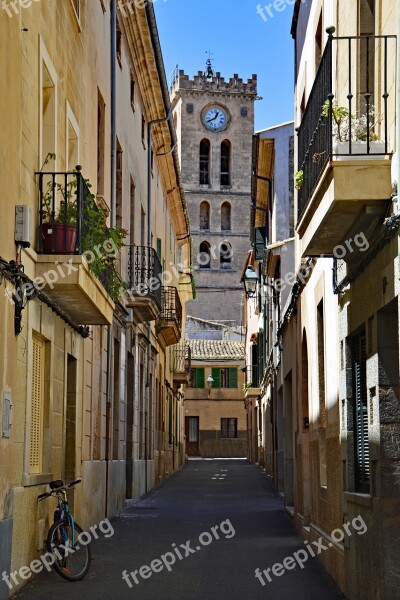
xmin=171 ymin=68 xmax=257 ymax=325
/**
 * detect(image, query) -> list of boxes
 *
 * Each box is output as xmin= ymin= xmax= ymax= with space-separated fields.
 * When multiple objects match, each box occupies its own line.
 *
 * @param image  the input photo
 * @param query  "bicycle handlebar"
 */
xmin=37 ymin=479 xmax=82 ymax=500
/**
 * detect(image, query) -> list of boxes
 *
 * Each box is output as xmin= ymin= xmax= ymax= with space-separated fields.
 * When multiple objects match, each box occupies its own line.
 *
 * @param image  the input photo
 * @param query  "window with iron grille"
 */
xmin=352 ymin=331 xmax=370 ymax=493
xmin=221 ymin=418 xmax=237 ymax=438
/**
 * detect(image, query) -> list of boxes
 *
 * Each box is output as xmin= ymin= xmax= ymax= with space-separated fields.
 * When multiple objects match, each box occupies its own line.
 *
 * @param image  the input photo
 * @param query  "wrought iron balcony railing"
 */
xmin=173 ymin=342 xmax=191 ymax=375
xmin=161 ymin=286 xmax=183 ymax=330
xmin=37 ymin=166 xmax=96 ymax=254
xmin=244 ymin=364 xmax=261 ymax=389
xmin=297 ymin=31 xmax=397 ymax=219
xmin=127 ymin=245 xmax=162 ymax=310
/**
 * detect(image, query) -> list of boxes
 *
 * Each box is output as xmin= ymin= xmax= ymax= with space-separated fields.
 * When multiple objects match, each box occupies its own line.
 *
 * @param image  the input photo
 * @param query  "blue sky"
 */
xmin=154 ymin=0 xmax=295 ymax=131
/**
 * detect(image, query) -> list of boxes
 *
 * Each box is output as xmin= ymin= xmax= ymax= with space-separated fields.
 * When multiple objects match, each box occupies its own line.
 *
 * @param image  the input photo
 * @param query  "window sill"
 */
xmin=344 ymin=492 xmax=373 ymax=507
xmin=23 ymin=473 xmax=54 ymax=487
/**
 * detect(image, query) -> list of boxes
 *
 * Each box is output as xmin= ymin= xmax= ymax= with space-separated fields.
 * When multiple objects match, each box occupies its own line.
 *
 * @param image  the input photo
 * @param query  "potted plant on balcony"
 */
xmin=322 ymin=100 xmax=385 ymax=158
xmin=40 ymin=157 xmax=79 ymax=254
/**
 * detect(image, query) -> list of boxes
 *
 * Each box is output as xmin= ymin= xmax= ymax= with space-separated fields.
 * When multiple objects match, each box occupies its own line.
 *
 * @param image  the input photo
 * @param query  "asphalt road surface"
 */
xmin=15 ymin=459 xmax=345 ymax=600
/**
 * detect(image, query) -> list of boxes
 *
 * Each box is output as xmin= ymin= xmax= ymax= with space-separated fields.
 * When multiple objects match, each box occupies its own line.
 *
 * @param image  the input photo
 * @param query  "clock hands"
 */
xmin=207 ymin=111 xmax=220 ymax=123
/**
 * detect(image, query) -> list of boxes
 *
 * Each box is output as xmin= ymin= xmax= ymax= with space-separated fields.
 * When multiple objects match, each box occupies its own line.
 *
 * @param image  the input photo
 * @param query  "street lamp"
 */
xmin=207 ymin=375 xmax=214 ymax=398
xmin=242 ymin=266 xmax=258 ymax=298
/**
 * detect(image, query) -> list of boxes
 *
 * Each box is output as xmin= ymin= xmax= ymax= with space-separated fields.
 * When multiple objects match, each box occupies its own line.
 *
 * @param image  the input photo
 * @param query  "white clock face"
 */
xmin=203 ymin=106 xmax=228 ymax=131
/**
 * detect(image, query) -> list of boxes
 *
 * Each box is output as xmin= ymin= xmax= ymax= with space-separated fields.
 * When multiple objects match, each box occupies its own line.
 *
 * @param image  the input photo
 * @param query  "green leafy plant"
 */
xmin=294 ymin=170 xmax=304 ymax=190
xmin=322 ymin=100 xmax=381 ymax=143
xmin=40 ymin=154 xmax=127 ymax=301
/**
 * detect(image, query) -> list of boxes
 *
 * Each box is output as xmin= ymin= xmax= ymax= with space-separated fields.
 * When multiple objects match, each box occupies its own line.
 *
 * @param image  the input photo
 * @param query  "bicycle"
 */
xmin=38 ymin=479 xmax=91 ymax=581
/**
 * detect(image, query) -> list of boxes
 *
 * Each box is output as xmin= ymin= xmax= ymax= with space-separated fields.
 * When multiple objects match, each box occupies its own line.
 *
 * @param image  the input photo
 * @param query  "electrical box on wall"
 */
xmin=15 ymin=205 xmax=32 ymax=247
xmin=2 ymin=392 xmax=12 ymax=438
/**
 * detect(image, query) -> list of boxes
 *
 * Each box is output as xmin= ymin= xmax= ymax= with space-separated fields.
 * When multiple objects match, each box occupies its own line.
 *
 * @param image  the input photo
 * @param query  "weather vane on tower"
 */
xmin=204 ymin=50 xmax=215 ymax=80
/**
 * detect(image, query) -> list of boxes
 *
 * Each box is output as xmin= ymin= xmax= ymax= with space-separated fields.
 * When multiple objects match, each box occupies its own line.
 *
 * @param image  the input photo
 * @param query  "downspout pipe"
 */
xmin=145 ymin=110 xmax=173 ymax=494
xmin=105 ymin=0 xmax=117 ymax=518
xmin=145 ymin=4 xmax=190 ymax=237
xmin=396 ymin=11 xmax=400 ymax=209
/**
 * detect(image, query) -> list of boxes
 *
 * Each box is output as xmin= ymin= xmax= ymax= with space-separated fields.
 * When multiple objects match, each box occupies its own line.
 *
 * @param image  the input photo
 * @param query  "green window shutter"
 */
xmin=228 ymin=368 xmax=238 ymax=388
xmin=156 ymin=237 xmax=162 ymax=262
xmin=212 ymin=368 xmax=221 ymax=389
xmin=196 ymin=368 xmax=205 ymax=388
xmin=253 ymin=227 xmax=267 ymax=261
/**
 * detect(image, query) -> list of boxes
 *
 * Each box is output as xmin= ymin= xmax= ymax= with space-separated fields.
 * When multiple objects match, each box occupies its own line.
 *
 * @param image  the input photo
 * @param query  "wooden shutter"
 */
xmin=195 ymin=368 xmax=205 ymax=388
xmin=30 ymin=335 xmax=45 ymax=474
xmin=353 ymin=335 xmax=370 ymax=492
xmin=228 ymin=368 xmax=238 ymax=389
xmin=212 ymin=368 xmax=221 ymax=389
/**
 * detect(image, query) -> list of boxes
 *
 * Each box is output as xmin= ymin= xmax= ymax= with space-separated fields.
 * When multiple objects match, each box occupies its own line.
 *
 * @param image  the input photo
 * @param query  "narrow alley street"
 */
xmin=15 ymin=461 xmax=344 ymax=600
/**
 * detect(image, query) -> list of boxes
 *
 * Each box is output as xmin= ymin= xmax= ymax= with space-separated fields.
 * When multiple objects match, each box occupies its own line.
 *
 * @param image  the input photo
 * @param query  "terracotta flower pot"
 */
xmin=41 ymin=223 xmax=77 ymax=254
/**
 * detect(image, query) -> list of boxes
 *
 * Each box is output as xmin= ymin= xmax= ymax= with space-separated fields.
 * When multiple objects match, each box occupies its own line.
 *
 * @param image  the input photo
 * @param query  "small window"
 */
xmin=200 ymin=139 xmax=210 ymax=185
xmin=141 ymin=115 xmax=146 ymax=145
xmin=220 ymin=242 xmax=232 ymax=269
xmin=130 ymin=76 xmax=135 ymax=110
xmin=221 ymin=202 xmax=231 ymax=231
xmin=189 ymin=368 xmax=205 ymax=388
xmin=199 ymin=241 xmax=211 ymax=269
xmin=116 ymin=21 xmax=122 ymax=67
xmin=200 ymin=201 xmax=210 ymax=230
xmin=221 ymin=418 xmax=238 ymax=439
xmin=212 ymin=368 xmax=238 ymax=389
xmin=220 ymin=140 xmax=231 ymax=186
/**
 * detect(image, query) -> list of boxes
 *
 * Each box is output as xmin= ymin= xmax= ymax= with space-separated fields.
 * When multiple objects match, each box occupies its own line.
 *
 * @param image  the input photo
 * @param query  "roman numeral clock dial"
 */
xmin=202 ymin=105 xmax=229 ymax=132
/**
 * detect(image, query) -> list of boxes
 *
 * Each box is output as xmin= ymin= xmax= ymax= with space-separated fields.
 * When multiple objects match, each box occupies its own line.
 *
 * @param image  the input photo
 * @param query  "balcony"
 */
xmin=243 ymin=364 xmax=261 ymax=398
xmin=125 ymin=245 xmax=162 ymax=323
xmin=36 ymin=168 xmax=114 ymax=325
xmin=172 ymin=342 xmax=191 ymax=387
xmin=156 ymin=287 xmax=182 ymax=346
xmin=297 ymin=32 xmax=396 ymax=257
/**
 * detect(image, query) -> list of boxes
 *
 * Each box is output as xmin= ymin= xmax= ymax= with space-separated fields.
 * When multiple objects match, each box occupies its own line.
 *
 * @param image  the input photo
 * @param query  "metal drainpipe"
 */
xmin=105 ymin=0 xmax=117 ymax=518
xmin=145 ymin=111 xmax=173 ymax=493
xmin=396 ymin=13 xmax=400 ymax=209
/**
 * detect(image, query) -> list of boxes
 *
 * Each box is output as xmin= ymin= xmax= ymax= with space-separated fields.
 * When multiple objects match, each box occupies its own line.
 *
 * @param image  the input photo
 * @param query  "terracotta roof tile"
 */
xmin=188 ymin=339 xmax=245 ymax=361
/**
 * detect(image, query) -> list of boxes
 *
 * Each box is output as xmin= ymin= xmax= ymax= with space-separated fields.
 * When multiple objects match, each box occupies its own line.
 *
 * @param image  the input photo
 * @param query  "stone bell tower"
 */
xmin=171 ymin=62 xmax=257 ymax=326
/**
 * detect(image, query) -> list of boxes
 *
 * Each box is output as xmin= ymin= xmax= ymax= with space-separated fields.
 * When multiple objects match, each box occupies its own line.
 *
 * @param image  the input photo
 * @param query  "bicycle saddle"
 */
xmin=49 ymin=480 xmax=64 ymax=490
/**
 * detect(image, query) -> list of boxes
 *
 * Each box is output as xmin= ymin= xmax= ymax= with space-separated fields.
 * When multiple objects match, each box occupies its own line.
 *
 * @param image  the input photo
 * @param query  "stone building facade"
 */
xmin=0 ymin=2 xmax=192 ymax=597
xmin=244 ymin=0 xmax=400 ymax=599
xmin=171 ymin=69 xmax=258 ymax=325
xmin=184 ymin=340 xmax=247 ymax=458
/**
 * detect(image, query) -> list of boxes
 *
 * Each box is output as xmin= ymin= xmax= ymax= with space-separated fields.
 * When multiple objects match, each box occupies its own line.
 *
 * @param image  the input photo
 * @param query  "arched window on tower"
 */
xmin=221 ymin=202 xmax=231 ymax=231
xmin=220 ymin=242 xmax=232 ymax=269
xmin=199 ymin=241 xmax=211 ymax=269
xmin=200 ymin=201 xmax=210 ymax=230
xmin=220 ymin=140 xmax=231 ymax=186
xmin=200 ymin=139 xmax=210 ymax=185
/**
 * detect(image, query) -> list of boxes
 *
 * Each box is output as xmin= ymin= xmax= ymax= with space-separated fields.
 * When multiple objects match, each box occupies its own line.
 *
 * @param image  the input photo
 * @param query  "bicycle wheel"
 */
xmin=46 ymin=519 xmax=91 ymax=581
